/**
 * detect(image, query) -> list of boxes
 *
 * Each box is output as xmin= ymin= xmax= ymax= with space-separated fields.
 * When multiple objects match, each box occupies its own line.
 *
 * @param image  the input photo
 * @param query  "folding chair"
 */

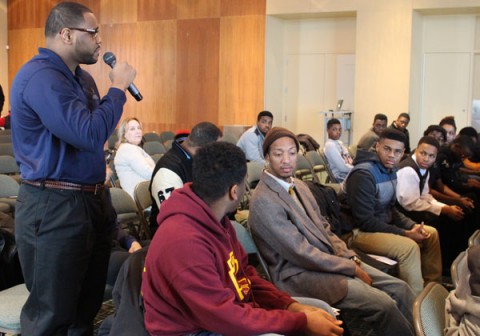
xmin=110 ymin=187 xmax=143 ymax=240
xmin=133 ymin=181 xmax=152 ymax=240
xmin=0 ymin=175 xmax=19 ymax=214
xmin=413 ymin=282 xmax=449 ymax=336
xmin=143 ymin=132 xmax=161 ymax=143
xmin=143 ymin=142 xmax=166 ymax=156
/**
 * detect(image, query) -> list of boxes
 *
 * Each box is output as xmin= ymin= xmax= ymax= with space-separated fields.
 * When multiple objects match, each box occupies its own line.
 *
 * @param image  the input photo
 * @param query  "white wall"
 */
xmin=266 ymin=0 xmax=480 ymax=146
xmin=0 ymin=0 xmax=7 ymax=114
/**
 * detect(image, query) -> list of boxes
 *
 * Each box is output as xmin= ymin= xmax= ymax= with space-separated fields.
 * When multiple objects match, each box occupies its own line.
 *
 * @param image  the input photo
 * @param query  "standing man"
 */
xmin=389 ymin=112 xmax=411 ymax=154
xmin=237 ymin=110 xmax=273 ymax=163
xmin=10 ymin=2 xmax=136 ymax=335
xmin=249 ymin=127 xmax=415 ymax=336
xmin=344 ymin=129 xmax=442 ymax=295
xmin=142 ymin=142 xmax=343 ymax=336
xmin=357 ymin=113 xmax=388 ymax=151
xmin=149 ymin=121 xmax=222 ymax=232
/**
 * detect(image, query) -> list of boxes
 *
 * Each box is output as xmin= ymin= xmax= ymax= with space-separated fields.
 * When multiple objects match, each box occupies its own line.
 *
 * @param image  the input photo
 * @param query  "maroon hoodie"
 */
xmin=142 ymin=184 xmax=307 ymax=336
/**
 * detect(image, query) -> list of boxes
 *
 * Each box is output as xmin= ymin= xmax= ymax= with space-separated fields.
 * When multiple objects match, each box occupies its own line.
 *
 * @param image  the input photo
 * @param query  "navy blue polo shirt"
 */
xmin=10 ymin=48 xmax=126 ymax=184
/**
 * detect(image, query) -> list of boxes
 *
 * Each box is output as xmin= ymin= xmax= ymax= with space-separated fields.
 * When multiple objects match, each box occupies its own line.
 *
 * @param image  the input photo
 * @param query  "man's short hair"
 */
xmin=379 ymin=128 xmax=406 ymax=143
xmin=192 ymin=142 xmax=247 ymax=204
xmin=374 ymin=113 xmax=388 ymax=122
xmin=188 ymin=122 xmax=222 ymax=147
xmin=423 ymin=125 xmax=447 ymax=140
xmin=45 ymin=2 xmax=93 ymax=38
xmin=257 ymin=111 xmax=273 ymax=121
xmin=439 ymin=116 xmax=457 ymax=131
xmin=459 ymin=127 xmax=478 ymax=140
xmin=417 ymin=136 xmax=440 ymax=151
xmin=398 ymin=112 xmax=410 ymax=121
xmin=327 ymin=118 xmax=341 ymax=129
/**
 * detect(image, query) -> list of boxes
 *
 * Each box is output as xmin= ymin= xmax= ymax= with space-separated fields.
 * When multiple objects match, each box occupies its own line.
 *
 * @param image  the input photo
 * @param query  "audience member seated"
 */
xmin=114 ymin=117 xmax=155 ymax=199
xmin=142 ymin=141 xmax=344 ymax=336
xmin=249 ymin=127 xmax=415 ymax=336
xmin=344 ymin=128 xmax=442 ymax=295
xmin=445 ymin=245 xmax=480 ymax=336
xmin=440 ymin=116 xmax=457 ymax=145
xmin=396 ymin=136 xmax=478 ymax=272
xmin=388 ymin=112 xmax=411 ymax=155
xmin=423 ymin=124 xmax=446 ymax=147
xmin=436 ymin=135 xmax=480 ymax=195
xmin=149 ymin=122 xmax=222 ymax=233
xmin=458 ymin=127 xmax=480 ymax=175
xmin=357 ymin=113 xmax=388 ymax=151
xmin=324 ymin=118 xmax=353 ymax=182
xmin=237 ymin=110 xmax=273 ymax=163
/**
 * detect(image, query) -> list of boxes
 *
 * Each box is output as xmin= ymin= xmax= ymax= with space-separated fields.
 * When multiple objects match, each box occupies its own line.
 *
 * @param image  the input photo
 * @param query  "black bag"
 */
xmin=304 ymin=181 xmax=349 ymax=236
xmin=0 ymin=228 xmax=24 ymax=290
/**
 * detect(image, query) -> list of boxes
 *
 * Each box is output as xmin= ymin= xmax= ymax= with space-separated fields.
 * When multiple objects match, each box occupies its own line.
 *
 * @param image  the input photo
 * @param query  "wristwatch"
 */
xmin=350 ymin=255 xmax=361 ymax=265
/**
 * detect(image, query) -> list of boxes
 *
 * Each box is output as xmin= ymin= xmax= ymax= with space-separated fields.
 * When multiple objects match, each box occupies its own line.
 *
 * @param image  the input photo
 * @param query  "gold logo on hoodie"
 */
xmin=227 ymin=251 xmax=251 ymax=300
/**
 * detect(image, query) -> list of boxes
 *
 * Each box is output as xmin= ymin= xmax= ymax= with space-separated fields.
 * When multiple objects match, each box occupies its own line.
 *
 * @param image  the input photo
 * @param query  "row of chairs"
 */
xmin=107 ymin=131 xmax=175 ymax=151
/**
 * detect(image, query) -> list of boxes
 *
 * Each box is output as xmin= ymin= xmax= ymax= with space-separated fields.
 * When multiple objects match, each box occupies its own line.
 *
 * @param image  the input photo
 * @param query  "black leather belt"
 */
xmin=23 ymin=180 xmax=105 ymax=195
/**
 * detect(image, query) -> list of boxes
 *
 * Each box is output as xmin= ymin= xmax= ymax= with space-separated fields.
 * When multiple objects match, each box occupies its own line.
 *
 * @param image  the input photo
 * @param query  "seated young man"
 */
xmin=237 ymin=110 xmax=273 ymax=164
xmin=344 ymin=128 xmax=442 ymax=295
xmin=142 ymin=141 xmax=343 ymax=336
xmin=396 ymin=136 xmax=477 ymax=271
xmin=357 ymin=113 xmax=388 ymax=151
xmin=249 ymin=127 xmax=415 ymax=336
xmin=323 ymin=118 xmax=353 ymax=182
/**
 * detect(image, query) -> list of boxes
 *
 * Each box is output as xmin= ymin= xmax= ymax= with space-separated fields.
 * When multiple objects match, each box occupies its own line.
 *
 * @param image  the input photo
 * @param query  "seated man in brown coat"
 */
xmin=249 ymin=127 xmax=416 ymax=336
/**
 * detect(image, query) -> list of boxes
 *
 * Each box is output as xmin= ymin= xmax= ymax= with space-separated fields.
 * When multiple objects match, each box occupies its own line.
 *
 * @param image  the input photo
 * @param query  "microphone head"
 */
xmin=103 ymin=52 xmax=116 ymax=66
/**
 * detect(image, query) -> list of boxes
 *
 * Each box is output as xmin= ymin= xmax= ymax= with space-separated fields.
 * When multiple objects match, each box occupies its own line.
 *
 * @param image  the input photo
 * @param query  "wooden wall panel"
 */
xmin=219 ymin=15 xmax=265 ymax=125
xmin=100 ymin=0 xmax=137 ymax=24
xmin=136 ymin=21 xmax=177 ymax=131
xmin=8 ymin=28 xmax=45 ymax=86
xmin=176 ymin=19 xmax=220 ymax=128
xmin=138 ymin=0 xmax=177 ymax=21
xmin=221 ymin=0 xmax=266 ymax=16
xmin=176 ymin=0 xmax=220 ymax=19
xmin=8 ymin=0 xmax=267 ymax=133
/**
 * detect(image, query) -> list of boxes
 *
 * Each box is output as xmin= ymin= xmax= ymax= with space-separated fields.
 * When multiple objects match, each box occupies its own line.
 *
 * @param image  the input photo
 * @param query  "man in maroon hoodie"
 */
xmin=142 ymin=141 xmax=344 ymax=336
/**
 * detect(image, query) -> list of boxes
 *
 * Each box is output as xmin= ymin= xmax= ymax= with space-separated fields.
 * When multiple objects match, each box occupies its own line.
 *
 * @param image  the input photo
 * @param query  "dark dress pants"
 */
xmin=15 ymin=184 xmax=115 ymax=336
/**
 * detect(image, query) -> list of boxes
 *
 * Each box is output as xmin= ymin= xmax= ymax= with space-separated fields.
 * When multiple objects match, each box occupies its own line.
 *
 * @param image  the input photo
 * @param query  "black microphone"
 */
xmin=103 ymin=52 xmax=143 ymax=101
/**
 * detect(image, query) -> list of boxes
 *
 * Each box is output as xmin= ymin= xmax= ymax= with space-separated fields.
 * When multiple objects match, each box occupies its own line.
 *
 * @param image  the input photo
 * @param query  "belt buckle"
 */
xmin=94 ymin=184 xmax=101 ymax=195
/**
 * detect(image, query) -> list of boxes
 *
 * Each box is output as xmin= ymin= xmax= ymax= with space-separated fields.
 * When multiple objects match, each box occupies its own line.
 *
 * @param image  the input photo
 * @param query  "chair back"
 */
xmin=232 ymin=221 xmax=271 ymax=282
xmin=0 ymin=155 xmax=19 ymax=175
xmin=110 ymin=187 xmax=142 ymax=239
xmin=222 ymin=134 xmax=238 ymax=145
xmin=305 ymin=151 xmax=329 ymax=184
xmin=451 ymin=251 xmax=466 ymax=288
xmin=469 ymin=229 xmax=480 ymax=247
xmin=143 ymin=132 xmax=161 ymax=143
xmin=0 ymin=174 xmax=19 ymax=198
xmin=413 ymin=282 xmax=449 ymax=336
xmin=0 ymin=143 xmax=14 ymax=157
xmin=133 ymin=181 xmax=152 ymax=239
xmin=318 ymin=150 xmax=339 ymax=183
xmin=143 ymin=142 xmax=166 ymax=156
xmin=151 ymin=153 xmax=163 ymax=164
xmin=108 ymin=133 xmax=118 ymax=150
xmin=0 ymin=283 xmax=29 ymax=335
xmin=159 ymin=131 xmax=175 ymax=144
xmin=295 ymin=154 xmax=317 ymax=182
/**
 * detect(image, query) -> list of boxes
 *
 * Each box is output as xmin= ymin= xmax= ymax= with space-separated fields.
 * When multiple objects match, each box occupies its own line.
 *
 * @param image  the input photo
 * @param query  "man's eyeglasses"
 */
xmin=67 ymin=27 xmax=100 ymax=39
xmin=380 ymin=145 xmax=404 ymax=157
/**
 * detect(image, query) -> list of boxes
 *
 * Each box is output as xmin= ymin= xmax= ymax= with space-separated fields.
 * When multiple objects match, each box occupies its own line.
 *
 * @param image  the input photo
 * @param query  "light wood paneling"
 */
xmin=8 ymin=0 xmax=267 ymax=133
xmin=138 ymin=0 xmax=177 ymax=21
xmin=176 ymin=19 xmax=220 ymax=126
xmin=221 ymin=0 xmax=266 ymax=16
xmin=8 ymin=28 xmax=45 ymax=86
xmin=100 ymin=0 xmax=137 ymax=24
xmin=219 ymin=15 xmax=265 ymax=125
xmin=136 ymin=21 xmax=177 ymax=129
xmin=176 ymin=0 xmax=220 ymax=19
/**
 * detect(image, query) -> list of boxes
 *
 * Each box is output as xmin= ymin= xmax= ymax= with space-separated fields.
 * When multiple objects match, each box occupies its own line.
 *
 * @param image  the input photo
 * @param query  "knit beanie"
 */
xmin=263 ymin=127 xmax=299 ymax=157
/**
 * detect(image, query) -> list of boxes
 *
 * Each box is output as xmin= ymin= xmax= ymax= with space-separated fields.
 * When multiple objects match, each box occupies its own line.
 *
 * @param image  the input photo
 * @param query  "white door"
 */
xmin=421 ymin=53 xmax=471 ymax=131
